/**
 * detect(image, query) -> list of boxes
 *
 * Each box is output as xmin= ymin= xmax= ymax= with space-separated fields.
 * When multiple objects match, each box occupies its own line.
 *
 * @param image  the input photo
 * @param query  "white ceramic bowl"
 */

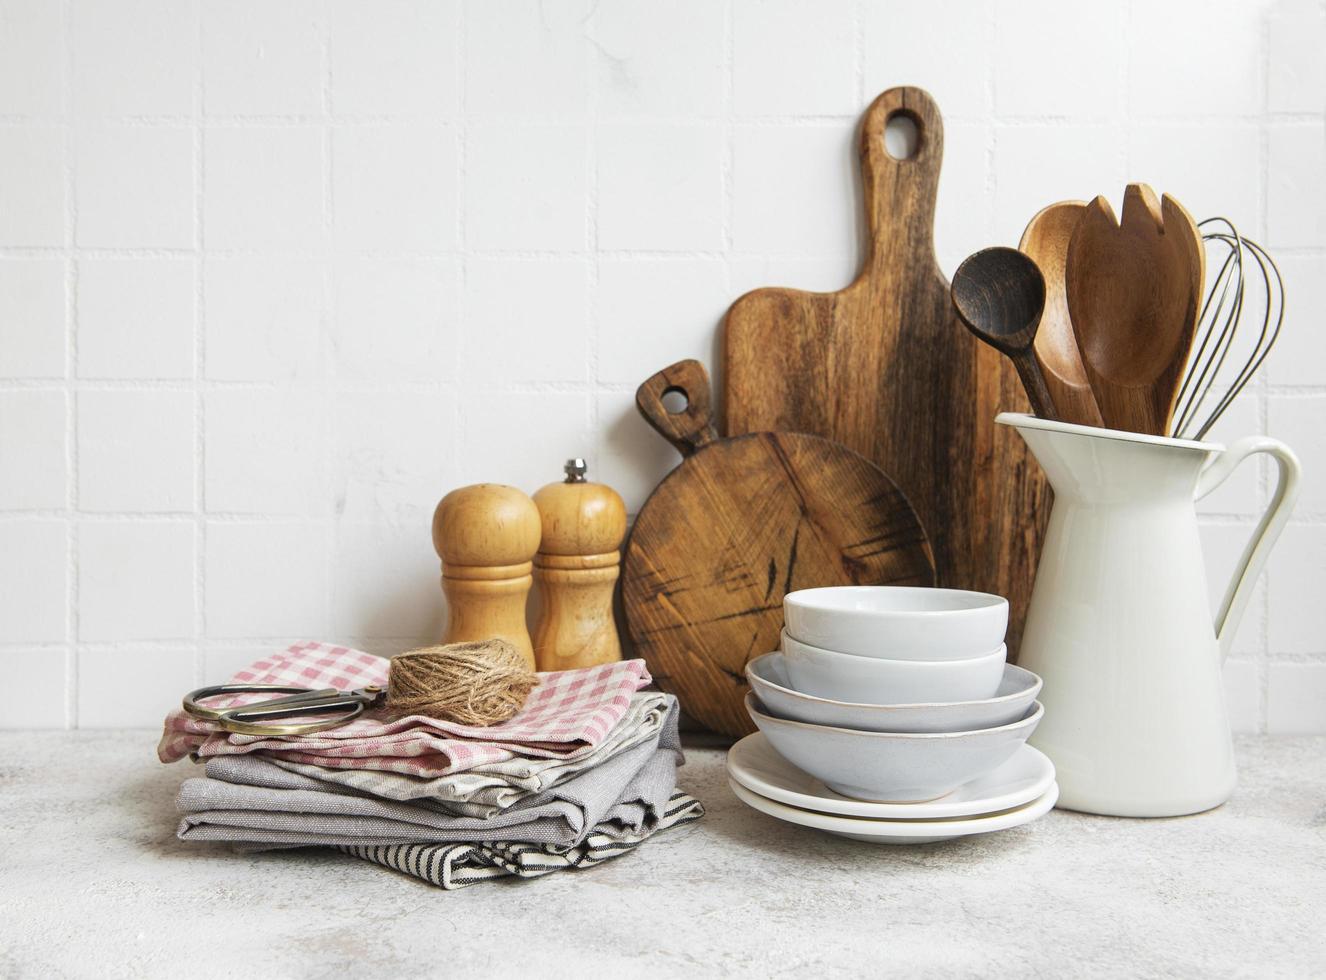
xmin=745 ymin=691 xmax=1044 ymax=802
xmin=780 ymin=629 xmax=1005 ymax=704
xmin=746 ymin=652 xmax=1041 ymax=733
xmin=783 ymin=586 xmax=1008 ymax=660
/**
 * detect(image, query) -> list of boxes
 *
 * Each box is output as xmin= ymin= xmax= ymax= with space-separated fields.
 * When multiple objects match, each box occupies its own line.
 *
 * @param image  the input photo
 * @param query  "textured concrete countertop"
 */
xmin=0 ymin=732 xmax=1323 ymax=978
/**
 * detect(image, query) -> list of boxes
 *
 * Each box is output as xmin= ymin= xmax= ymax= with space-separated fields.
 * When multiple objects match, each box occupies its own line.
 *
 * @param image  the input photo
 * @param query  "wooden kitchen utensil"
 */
xmin=622 ymin=359 xmax=936 ymax=738
xmin=722 ymin=86 xmax=1049 ymax=658
xmin=1019 ymin=201 xmax=1104 ymax=427
xmin=532 ymin=459 xmax=627 ymax=671
xmin=951 ymin=247 xmax=1058 ymax=420
xmin=1064 ymin=184 xmax=1206 ymax=436
xmin=432 ymin=484 xmax=542 ymax=669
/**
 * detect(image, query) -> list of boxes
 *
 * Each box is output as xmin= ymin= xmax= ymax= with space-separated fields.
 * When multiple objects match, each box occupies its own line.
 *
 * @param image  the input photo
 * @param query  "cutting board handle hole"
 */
xmin=661 ymin=387 xmax=689 ymax=414
xmin=884 ymin=111 xmax=920 ymax=161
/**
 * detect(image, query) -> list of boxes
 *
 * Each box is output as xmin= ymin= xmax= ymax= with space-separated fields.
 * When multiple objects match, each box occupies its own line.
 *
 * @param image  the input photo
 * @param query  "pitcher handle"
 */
xmin=1195 ymin=436 xmax=1301 ymax=660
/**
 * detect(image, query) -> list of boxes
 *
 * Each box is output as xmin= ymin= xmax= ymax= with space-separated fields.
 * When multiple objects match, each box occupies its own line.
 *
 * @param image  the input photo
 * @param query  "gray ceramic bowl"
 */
xmin=747 ymin=652 xmax=1041 ymax=734
xmin=781 ymin=629 xmax=1006 ymax=704
xmin=745 ymin=691 xmax=1044 ymax=802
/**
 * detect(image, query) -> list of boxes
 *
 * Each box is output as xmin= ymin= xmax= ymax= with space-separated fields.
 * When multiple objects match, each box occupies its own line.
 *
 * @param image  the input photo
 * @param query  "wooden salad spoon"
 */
xmin=951 ymin=246 xmax=1058 ymax=420
xmin=1019 ymin=201 xmax=1104 ymax=427
xmin=1064 ymin=184 xmax=1205 ymax=436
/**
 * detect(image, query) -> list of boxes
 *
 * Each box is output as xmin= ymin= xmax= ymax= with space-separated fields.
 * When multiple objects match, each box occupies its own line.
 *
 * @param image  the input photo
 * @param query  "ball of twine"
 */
xmin=384 ymin=639 xmax=538 ymax=726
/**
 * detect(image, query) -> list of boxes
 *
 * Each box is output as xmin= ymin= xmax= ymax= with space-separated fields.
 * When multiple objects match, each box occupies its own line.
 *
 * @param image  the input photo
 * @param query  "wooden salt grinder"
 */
xmin=532 ymin=459 xmax=627 ymax=671
xmin=432 ymin=484 xmax=542 ymax=670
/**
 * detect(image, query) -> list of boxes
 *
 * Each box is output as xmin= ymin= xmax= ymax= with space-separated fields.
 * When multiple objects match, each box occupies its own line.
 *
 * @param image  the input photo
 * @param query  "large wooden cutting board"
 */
xmin=622 ymin=359 xmax=935 ymax=737
xmin=722 ymin=86 xmax=1049 ymax=658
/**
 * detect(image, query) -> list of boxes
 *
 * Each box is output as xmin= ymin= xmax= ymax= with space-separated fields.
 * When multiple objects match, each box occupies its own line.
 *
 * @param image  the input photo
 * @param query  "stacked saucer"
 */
xmin=727 ymin=586 xmax=1057 ymax=844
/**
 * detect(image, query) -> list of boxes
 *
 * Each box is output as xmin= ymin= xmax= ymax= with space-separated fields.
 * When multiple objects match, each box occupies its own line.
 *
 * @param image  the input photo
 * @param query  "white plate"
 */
xmin=728 ymin=776 xmax=1060 ymax=844
xmin=727 ymin=733 xmax=1056 ymax=820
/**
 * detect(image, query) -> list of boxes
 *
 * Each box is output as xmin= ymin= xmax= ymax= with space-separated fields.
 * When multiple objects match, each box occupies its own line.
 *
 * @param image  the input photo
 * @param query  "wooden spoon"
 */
xmin=1019 ymin=201 xmax=1104 ymax=427
xmin=951 ymin=246 xmax=1058 ymax=420
xmin=1065 ymin=184 xmax=1205 ymax=435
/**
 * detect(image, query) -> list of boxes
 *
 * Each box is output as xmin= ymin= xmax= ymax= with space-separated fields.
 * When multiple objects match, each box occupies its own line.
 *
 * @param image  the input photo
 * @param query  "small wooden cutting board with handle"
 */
xmin=622 ymin=359 xmax=935 ymax=738
xmin=722 ymin=86 xmax=1049 ymax=658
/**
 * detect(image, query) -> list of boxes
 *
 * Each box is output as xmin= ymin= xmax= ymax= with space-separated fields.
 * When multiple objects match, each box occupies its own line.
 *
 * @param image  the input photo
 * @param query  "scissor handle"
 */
xmin=181 ymin=684 xmax=385 ymax=736
xmin=182 ymin=684 xmax=328 ymax=721
xmin=227 ymin=688 xmax=382 ymax=723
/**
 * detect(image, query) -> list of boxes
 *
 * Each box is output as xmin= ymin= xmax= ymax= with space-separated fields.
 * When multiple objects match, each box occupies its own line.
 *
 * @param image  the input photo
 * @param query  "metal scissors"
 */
xmin=182 ymin=684 xmax=385 ymax=736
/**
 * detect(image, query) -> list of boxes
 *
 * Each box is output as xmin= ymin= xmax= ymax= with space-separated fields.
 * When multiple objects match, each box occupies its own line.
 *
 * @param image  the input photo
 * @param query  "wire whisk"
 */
xmin=1169 ymin=217 xmax=1284 ymax=441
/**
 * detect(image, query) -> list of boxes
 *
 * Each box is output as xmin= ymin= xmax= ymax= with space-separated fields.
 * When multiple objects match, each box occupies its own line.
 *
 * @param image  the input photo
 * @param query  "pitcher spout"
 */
xmin=996 ymin=413 xmax=1218 ymax=504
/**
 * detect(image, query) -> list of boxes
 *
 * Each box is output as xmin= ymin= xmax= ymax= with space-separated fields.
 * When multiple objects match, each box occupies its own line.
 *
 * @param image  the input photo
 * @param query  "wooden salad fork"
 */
xmin=1064 ymin=184 xmax=1205 ymax=436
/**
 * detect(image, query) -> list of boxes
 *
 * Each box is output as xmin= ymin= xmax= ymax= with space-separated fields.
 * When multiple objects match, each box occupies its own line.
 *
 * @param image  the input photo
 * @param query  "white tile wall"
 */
xmin=331 ymin=387 xmax=456 ymax=524
xmin=69 ymin=0 xmax=197 ymax=117
xmin=464 ymin=124 xmax=588 ymax=250
xmin=589 ymin=0 xmax=725 ymax=119
xmin=0 ymin=0 xmax=63 ymax=118
xmin=0 ymin=521 xmax=68 ymax=643
xmin=0 ymin=259 xmax=67 ymax=377
xmin=75 ymin=126 xmax=195 ymax=249
xmin=732 ymin=123 xmax=858 ymax=255
xmin=597 ymin=124 xmax=725 ymax=251
xmin=0 ymin=0 xmax=1321 ymax=731
xmin=732 ymin=0 xmax=856 ymax=117
xmin=204 ymin=126 xmax=327 ymax=249
xmin=463 ymin=258 xmax=590 ymax=385
xmin=0 ymin=389 xmax=67 ymax=509
xmin=203 ymin=257 xmax=327 ymax=382
xmin=329 ymin=257 xmax=457 ymax=380
xmin=995 ymin=0 xmax=1125 ymax=120
xmin=204 ymin=388 xmax=326 ymax=515
xmin=0 ymin=127 xmax=66 ymax=246
xmin=1267 ymin=0 xmax=1326 ymax=114
xmin=332 ymin=125 xmax=458 ymax=250
xmin=77 ymin=390 xmax=195 ymax=511
xmin=77 ymin=520 xmax=195 ymax=641
xmin=76 ymin=259 xmax=195 ymax=378
xmin=202 ymin=0 xmax=325 ymax=118
xmin=464 ymin=0 xmax=590 ymax=118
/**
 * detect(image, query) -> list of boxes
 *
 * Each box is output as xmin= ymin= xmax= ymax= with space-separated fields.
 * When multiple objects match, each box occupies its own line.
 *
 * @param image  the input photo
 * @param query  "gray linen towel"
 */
xmin=264 ymin=691 xmax=671 ymax=818
xmin=177 ymin=698 xmax=682 ymax=849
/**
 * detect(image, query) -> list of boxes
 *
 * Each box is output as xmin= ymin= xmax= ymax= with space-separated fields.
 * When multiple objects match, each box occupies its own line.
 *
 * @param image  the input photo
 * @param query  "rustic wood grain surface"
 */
xmin=722 ymin=86 xmax=1049 ymax=659
xmin=622 ymin=359 xmax=935 ymax=737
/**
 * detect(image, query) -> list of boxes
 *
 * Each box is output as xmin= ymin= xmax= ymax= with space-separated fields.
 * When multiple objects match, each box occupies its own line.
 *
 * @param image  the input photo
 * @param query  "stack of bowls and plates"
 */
xmin=727 ymin=586 xmax=1057 ymax=844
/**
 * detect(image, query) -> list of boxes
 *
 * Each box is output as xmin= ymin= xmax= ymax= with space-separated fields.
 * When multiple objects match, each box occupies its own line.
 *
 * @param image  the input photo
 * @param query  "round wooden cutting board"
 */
xmin=622 ymin=359 xmax=936 ymax=737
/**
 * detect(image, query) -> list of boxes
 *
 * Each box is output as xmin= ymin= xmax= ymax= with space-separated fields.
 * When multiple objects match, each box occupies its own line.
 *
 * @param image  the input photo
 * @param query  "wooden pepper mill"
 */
xmin=432 ymin=484 xmax=542 ymax=670
xmin=532 ymin=459 xmax=627 ymax=671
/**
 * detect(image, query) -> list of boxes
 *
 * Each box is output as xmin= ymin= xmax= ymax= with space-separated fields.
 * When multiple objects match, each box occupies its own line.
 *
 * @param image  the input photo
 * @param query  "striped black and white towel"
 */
xmin=339 ymin=791 xmax=704 ymax=889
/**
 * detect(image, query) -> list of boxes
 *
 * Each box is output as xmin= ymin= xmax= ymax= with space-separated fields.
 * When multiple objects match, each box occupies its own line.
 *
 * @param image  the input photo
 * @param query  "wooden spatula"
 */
xmin=1019 ymin=201 xmax=1103 ymax=427
xmin=1064 ymin=184 xmax=1205 ymax=435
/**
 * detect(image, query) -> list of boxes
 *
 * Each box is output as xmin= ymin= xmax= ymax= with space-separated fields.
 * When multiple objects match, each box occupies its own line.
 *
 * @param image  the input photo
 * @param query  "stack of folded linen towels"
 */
xmin=158 ymin=641 xmax=704 ymax=889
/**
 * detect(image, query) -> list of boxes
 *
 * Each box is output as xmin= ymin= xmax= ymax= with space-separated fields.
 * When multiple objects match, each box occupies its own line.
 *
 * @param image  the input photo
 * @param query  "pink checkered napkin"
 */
xmin=157 ymin=642 xmax=653 ymax=779
xmin=157 ymin=641 xmax=387 ymax=762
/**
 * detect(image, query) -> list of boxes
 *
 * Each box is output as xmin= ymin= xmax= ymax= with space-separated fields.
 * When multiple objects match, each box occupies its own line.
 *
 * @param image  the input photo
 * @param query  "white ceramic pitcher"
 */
xmin=998 ymin=413 xmax=1301 ymax=817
